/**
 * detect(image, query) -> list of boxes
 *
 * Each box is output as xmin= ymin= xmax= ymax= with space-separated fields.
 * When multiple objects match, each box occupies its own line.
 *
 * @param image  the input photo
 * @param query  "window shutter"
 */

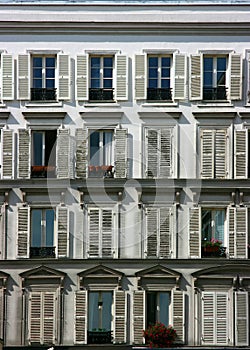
xmin=235 ymin=207 xmax=247 ymax=258
xmin=76 ymin=55 xmax=88 ymax=101
xmin=133 ymin=290 xmax=145 ymax=344
xmin=75 ymin=290 xmax=87 ymax=344
xmin=159 ymin=207 xmax=172 ymax=258
xmin=58 ymin=53 xmax=70 ymax=100
xmin=228 ymin=206 xmax=236 ymax=258
xmin=215 ymin=293 xmax=228 ymax=345
xmin=57 ymin=128 xmax=70 ymax=179
xmin=17 ymin=206 xmax=30 ymax=258
xmin=172 ymin=290 xmax=184 ymax=342
xmin=0 ymin=289 xmax=4 ymax=340
xmin=189 ymin=207 xmax=201 ymax=258
xmin=200 ymin=129 xmax=214 ymax=179
xmin=135 ymin=54 xmax=146 ymax=99
xmin=229 ymin=53 xmax=242 ymax=100
xmin=29 ymin=292 xmax=42 ymax=343
xmin=202 ymin=292 xmax=215 ymax=344
xmin=1 ymin=54 xmax=14 ymax=100
xmin=146 ymin=207 xmax=158 ymax=257
xmin=57 ymin=206 xmax=69 ymax=258
xmin=116 ymin=55 xmax=128 ymax=100
xmin=190 ymin=54 xmax=202 ymax=100
xmin=2 ymin=129 xmax=13 ymax=179
xmin=115 ymin=128 xmax=127 ymax=178
xmin=174 ymin=53 xmax=186 ymax=100
xmin=17 ymin=54 xmax=30 ymax=100
xmin=102 ymin=209 xmax=113 ymax=258
xmin=88 ymin=208 xmax=100 ymax=257
xmin=146 ymin=129 xmax=158 ymax=178
xmin=234 ymin=130 xmax=247 ymax=179
xmin=43 ymin=292 xmax=56 ymax=344
xmin=215 ymin=129 xmax=227 ymax=179
xmin=75 ymin=128 xmax=87 ymax=178
xmin=18 ymin=129 xmax=31 ymax=179
xmin=235 ymin=291 xmax=249 ymax=346
xmin=160 ymin=128 xmax=173 ymax=178
xmin=114 ymin=290 xmax=126 ymax=344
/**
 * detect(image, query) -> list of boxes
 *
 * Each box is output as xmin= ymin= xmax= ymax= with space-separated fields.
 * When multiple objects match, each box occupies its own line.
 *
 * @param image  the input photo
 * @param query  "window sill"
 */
xmin=25 ymin=101 xmax=63 ymax=107
xmin=141 ymin=102 xmax=178 ymax=107
xmin=84 ymin=102 xmax=120 ymax=107
xmin=197 ymin=101 xmax=233 ymax=107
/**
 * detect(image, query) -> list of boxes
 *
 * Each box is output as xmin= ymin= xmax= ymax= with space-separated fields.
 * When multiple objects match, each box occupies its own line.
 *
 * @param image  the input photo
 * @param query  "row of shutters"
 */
xmin=0 ymin=52 xmax=242 ymax=101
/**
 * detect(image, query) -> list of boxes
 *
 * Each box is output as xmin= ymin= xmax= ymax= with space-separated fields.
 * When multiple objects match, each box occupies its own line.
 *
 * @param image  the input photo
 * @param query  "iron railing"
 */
xmin=89 ymin=88 xmax=114 ymax=101
xmin=203 ymin=87 xmax=227 ymax=101
xmin=147 ymin=88 xmax=172 ymax=101
xmin=30 ymin=247 xmax=56 ymax=258
xmin=31 ymin=88 xmax=57 ymax=101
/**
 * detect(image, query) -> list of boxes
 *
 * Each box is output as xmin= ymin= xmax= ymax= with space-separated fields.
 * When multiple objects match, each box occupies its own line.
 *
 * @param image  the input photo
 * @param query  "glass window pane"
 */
xmin=91 ymin=79 xmax=100 ymax=89
xmin=104 ymin=57 xmax=113 ymax=67
xmin=161 ymin=79 xmax=170 ymax=88
xmin=88 ymin=292 xmax=99 ymax=330
xmin=33 ymin=132 xmax=43 ymax=165
xmin=214 ymin=210 xmax=225 ymax=243
xmin=161 ymin=68 xmax=170 ymax=78
xmin=46 ymin=69 xmax=55 ymax=79
xmin=103 ymin=79 xmax=112 ymax=88
xmin=217 ymin=71 xmax=226 ymax=86
xmin=159 ymin=292 xmax=170 ymax=326
xmin=204 ymin=72 xmax=213 ymax=87
xmin=45 ymin=209 xmax=54 ymax=246
xmin=46 ymin=79 xmax=55 ymax=89
xmin=148 ymin=57 xmax=158 ymax=68
xmin=102 ymin=292 xmax=112 ymax=330
xmin=148 ymin=79 xmax=157 ymax=88
xmin=33 ymin=57 xmax=42 ymax=67
xmin=161 ymin=57 xmax=171 ymax=67
xmin=31 ymin=209 xmax=42 ymax=247
xmin=33 ymin=68 xmax=42 ymax=79
xmin=204 ymin=57 xmax=213 ymax=71
xmin=46 ymin=57 xmax=55 ymax=68
xmin=103 ymin=68 xmax=113 ymax=78
xmin=90 ymin=132 xmax=100 ymax=166
xmin=91 ymin=68 xmax=100 ymax=79
xmin=33 ymin=79 xmax=43 ymax=89
xmin=147 ymin=292 xmax=157 ymax=326
xmin=149 ymin=68 xmax=158 ymax=79
xmin=202 ymin=210 xmax=212 ymax=241
xmin=91 ymin=57 xmax=100 ymax=68
xmin=217 ymin=57 xmax=226 ymax=71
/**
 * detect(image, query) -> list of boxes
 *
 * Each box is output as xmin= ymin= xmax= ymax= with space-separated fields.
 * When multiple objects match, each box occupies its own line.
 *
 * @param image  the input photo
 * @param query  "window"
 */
xmin=89 ymin=56 xmax=114 ymax=101
xmin=31 ymin=56 xmax=56 ymax=101
xmin=147 ymin=56 xmax=172 ymax=101
xmin=203 ymin=56 xmax=227 ymax=100
xmin=146 ymin=292 xmax=170 ymax=327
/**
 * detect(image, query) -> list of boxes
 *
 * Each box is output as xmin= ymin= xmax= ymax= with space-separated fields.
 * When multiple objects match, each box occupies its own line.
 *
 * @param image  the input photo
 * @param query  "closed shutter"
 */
xmin=114 ymin=290 xmax=126 ymax=343
xmin=135 ymin=54 xmax=146 ymax=99
xmin=146 ymin=207 xmax=158 ymax=257
xmin=146 ymin=129 xmax=158 ymax=178
xmin=2 ymin=129 xmax=13 ymax=179
xmin=57 ymin=128 xmax=70 ymax=179
xmin=58 ymin=54 xmax=70 ymax=100
xmin=18 ymin=129 xmax=31 ymax=179
xmin=160 ymin=128 xmax=172 ymax=178
xmin=172 ymin=290 xmax=184 ymax=342
xmin=75 ymin=128 xmax=87 ymax=178
xmin=229 ymin=53 xmax=242 ymax=100
xmin=202 ymin=292 xmax=215 ymax=344
xmin=200 ymin=129 xmax=214 ymax=179
xmin=29 ymin=292 xmax=42 ymax=343
xmin=115 ymin=128 xmax=127 ymax=178
xmin=235 ymin=130 xmax=247 ymax=179
xmin=76 ymin=55 xmax=88 ymax=100
xmin=75 ymin=290 xmax=87 ymax=344
xmin=215 ymin=293 xmax=228 ymax=344
xmin=215 ymin=129 xmax=227 ymax=179
xmin=190 ymin=54 xmax=202 ymax=100
xmin=189 ymin=207 xmax=201 ymax=258
xmin=0 ymin=289 xmax=4 ymax=340
xmin=228 ymin=207 xmax=247 ymax=258
xmin=102 ymin=209 xmax=113 ymax=258
xmin=43 ymin=292 xmax=56 ymax=344
xmin=235 ymin=291 xmax=249 ymax=346
xmin=57 ymin=206 xmax=69 ymax=258
xmin=228 ymin=206 xmax=236 ymax=258
xmin=116 ymin=55 xmax=128 ymax=100
xmin=133 ymin=290 xmax=145 ymax=344
xmin=159 ymin=207 xmax=172 ymax=258
xmin=17 ymin=206 xmax=30 ymax=258
xmin=88 ymin=209 xmax=100 ymax=257
xmin=2 ymin=54 xmax=14 ymax=100
xmin=17 ymin=54 xmax=30 ymax=100
xmin=174 ymin=54 xmax=186 ymax=100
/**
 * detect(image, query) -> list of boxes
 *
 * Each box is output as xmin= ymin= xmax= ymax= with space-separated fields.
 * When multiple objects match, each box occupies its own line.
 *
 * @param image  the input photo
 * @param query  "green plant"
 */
xmin=143 ymin=322 xmax=177 ymax=348
xmin=202 ymin=238 xmax=222 ymax=247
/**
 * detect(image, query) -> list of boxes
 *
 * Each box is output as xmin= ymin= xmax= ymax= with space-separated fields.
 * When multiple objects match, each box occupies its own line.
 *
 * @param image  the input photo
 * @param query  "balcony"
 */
xmin=30 ymin=246 xmax=55 ymax=258
xmin=201 ymin=245 xmax=226 ymax=258
xmin=31 ymin=165 xmax=56 ymax=178
xmin=89 ymin=88 xmax=114 ymax=101
xmin=147 ymin=88 xmax=172 ymax=101
xmin=87 ymin=330 xmax=112 ymax=344
xmin=31 ymin=88 xmax=57 ymax=101
xmin=203 ymin=87 xmax=227 ymax=101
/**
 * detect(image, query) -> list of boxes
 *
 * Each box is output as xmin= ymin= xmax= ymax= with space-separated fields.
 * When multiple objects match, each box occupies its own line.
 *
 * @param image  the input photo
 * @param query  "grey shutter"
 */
xmin=0 ymin=289 xmax=4 ymax=340
xmin=88 ymin=209 xmax=100 ymax=257
xmin=114 ymin=290 xmax=126 ymax=344
xmin=29 ymin=292 xmax=42 ymax=343
xmin=215 ymin=293 xmax=228 ymax=345
xmin=202 ymin=292 xmax=215 ymax=344
xmin=17 ymin=54 xmax=30 ymax=100
xmin=75 ymin=290 xmax=87 ymax=344
xmin=18 ymin=129 xmax=31 ymax=179
xmin=160 ymin=128 xmax=172 ymax=178
xmin=174 ymin=53 xmax=186 ymax=100
xmin=201 ymin=129 xmax=214 ymax=179
xmin=215 ymin=129 xmax=227 ymax=179
xmin=133 ymin=290 xmax=145 ymax=344
xmin=2 ymin=129 xmax=13 ymax=179
xmin=234 ymin=130 xmax=247 ymax=179
xmin=172 ymin=290 xmax=184 ymax=343
xmin=159 ymin=207 xmax=172 ymax=258
xmin=189 ymin=207 xmax=201 ymax=258
xmin=190 ymin=54 xmax=202 ymax=100
xmin=228 ymin=207 xmax=236 ymax=258
xmin=115 ymin=128 xmax=127 ymax=178
xmin=43 ymin=292 xmax=56 ymax=344
xmin=75 ymin=128 xmax=87 ymax=178
xmin=146 ymin=129 xmax=158 ymax=178
xmin=116 ymin=55 xmax=128 ymax=100
xmin=235 ymin=207 xmax=247 ymax=258
xmin=135 ymin=54 xmax=146 ymax=99
xmin=76 ymin=55 xmax=88 ymax=101
xmin=2 ymin=54 xmax=14 ymax=100
xmin=235 ymin=291 xmax=249 ymax=346
xmin=229 ymin=53 xmax=242 ymax=100
xmin=17 ymin=206 xmax=30 ymax=258
xmin=146 ymin=207 xmax=158 ymax=257
xmin=57 ymin=128 xmax=70 ymax=179
xmin=57 ymin=206 xmax=69 ymax=258
xmin=58 ymin=53 xmax=70 ymax=100
xmin=102 ymin=209 xmax=113 ymax=258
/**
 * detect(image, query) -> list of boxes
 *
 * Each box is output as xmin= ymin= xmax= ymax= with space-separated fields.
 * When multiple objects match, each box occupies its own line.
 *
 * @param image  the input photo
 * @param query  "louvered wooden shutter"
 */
xmin=228 ymin=206 xmax=236 ymax=258
xmin=215 ymin=130 xmax=227 ymax=179
xmin=29 ymin=292 xmax=42 ymax=343
xmin=57 ymin=128 xmax=70 ymax=179
xmin=200 ymin=129 xmax=214 ymax=179
xmin=116 ymin=55 xmax=128 ymax=100
xmin=88 ymin=209 xmax=100 ymax=257
xmin=57 ymin=206 xmax=69 ymax=258
xmin=160 ymin=128 xmax=172 ymax=178
xmin=17 ymin=206 xmax=30 ymax=258
xmin=159 ymin=207 xmax=172 ymax=258
xmin=189 ymin=207 xmax=201 ymax=258
xmin=172 ymin=290 xmax=184 ymax=342
xmin=75 ymin=128 xmax=87 ymax=178
xmin=18 ymin=129 xmax=31 ymax=179
xmin=76 ymin=55 xmax=88 ymax=100
xmin=146 ymin=207 xmax=158 ymax=257
xmin=114 ymin=290 xmax=126 ymax=343
xmin=2 ymin=129 xmax=13 ymax=179
xmin=17 ymin=54 xmax=30 ymax=100
xmin=58 ymin=54 xmax=70 ymax=100
xmin=102 ymin=209 xmax=113 ymax=258
xmin=174 ymin=54 xmax=186 ymax=100
xmin=115 ymin=128 xmax=127 ymax=178
xmin=190 ymin=54 xmax=202 ymax=100
xmin=202 ymin=292 xmax=215 ymax=344
xmin=133 ymin=290 xmax=145 ymax=344
xmin=146 ymin=129 xmax=158 ymax=178
xmin=235 ymin=291 xmax=249 ymax=346
xmin=228 ymin=207 xmax=247 ymax=258
xmin=215 ymin=293 xmax=228 ymax=345
xmin=229 ymin=53 xmax=242 ymax=100
xmin=234 ymin=130 xmax=247 ymax=179
xmin=135 ymin=54 xmax=146 ymax=99
xmin=43 ymin=292 xmax=56 ymax=344
xmin=2 ymin=54 xmax=14 ymax=100
xmin=75 ymin=290 xmax=87 ymax=344
xmin=0 ymin=289 xmax=4 ymax=340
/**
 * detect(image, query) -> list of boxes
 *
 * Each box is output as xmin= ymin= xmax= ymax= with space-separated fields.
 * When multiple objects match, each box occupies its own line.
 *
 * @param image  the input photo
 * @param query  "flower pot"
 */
xmin=204 ymin=245 xmax=220 ymax=253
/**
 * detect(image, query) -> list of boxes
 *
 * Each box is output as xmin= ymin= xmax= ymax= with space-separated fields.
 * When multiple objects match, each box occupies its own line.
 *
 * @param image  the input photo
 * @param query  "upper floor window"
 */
xmin=146 ymin=291 xmax=170 ymax=327
xmin=90 ymin=56 xmax=114 ymax=101
xmin=31 ymin=56 xmax=56 ymax=101
xmin=203 ymin=56 xmax=227 ymax=100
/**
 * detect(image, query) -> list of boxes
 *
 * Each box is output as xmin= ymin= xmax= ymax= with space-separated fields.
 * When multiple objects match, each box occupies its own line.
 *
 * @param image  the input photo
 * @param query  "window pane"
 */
xmin=214 ymin=210 xmax=225 ymax=243
xmin=103 ymin=132 xmax=113 ymax=165
xmin=91 ymin=68 xmax=100 ymax=79
xmin=33 ymin=57 xmax=42 ymax=67
xmin=46 ymin=68 xmax=55 ymax=79
xmin=103 ymin=68 xmax=113 ymax=78
xmin=45 ymin=209 xmax=54 ymax=246
xmin=103 ymin=79 xmax=112 ymax=88
xmin=102 ymin=292 xmax=112 ymax=331
xmin=88 ymin=292 xmax=99 ymax=330
xmin=104 ymin=57 xmax=113 ymax=67
xmin=161 ymin=68 xmax=170 ymax=78
xmin=33 ymin=68 xmax=42 ymax=79
xmin=33 ymin=79 xmax=43 ymax=89
xmin=217 ymin=57 xmax=226 ymax=71
xmin=91 ymin=79 xmax=100 ymax=89
xmin=90 ymin=132 xmax=100 ymax=166
xmin=159 ymin=292 xmax=170 ymax=326
xmin=149 ymin=68 xmax=158 ymax=79
xmin=148 ymin=57 xmax=158 ymax=68
xmin=202 ymin=210 xmax=212 ymax=241
xmin=217 ymin=71 xmax=226 ymax=86
xmin=46 ymin=57 xmax=55 ymax=68
xmin=204 ymin=57 xmax=213 ymax=71
xmin=161 ymin=57 xmax=170 ymax=67
xmin=46 ymin=79 xmax=55 ymax=89
xmin=147 ymin=292 xmax=157 ymax=326
xmin=31 ymin=209 xmax=42 ymax=247
xmin=148 ymin=79 xmax=157 ymax=88
xmin=161 ymin=79 xmax=170 ymax=88
xmin=91 ymin=57 xmax=100 ymax=68
xmin=204 ymin=72 xmax=213 ymax=87
xmin=33 ymin=132 xmax=43 ymax=165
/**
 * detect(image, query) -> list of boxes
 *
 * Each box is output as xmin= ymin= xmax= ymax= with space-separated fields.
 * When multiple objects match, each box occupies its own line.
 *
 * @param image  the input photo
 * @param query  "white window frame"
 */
xmin=30 ymin=207 xmax=55 ymax=248
xmin=88 ymin=129 xmax=114 ymax=167
xmin=203 ymin=55 xmax=228 ymax=90
xmin=31 ymin=55 xmax=57 ymax=89
xmin=90 ymin=55 xmax=114 ymax=89
xmin=147 ymin=54 xmax=172 ymax=89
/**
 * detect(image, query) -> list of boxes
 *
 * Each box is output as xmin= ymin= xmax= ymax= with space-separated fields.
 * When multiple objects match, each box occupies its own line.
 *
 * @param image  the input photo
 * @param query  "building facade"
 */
xmin=0 ymin=0 xmax=250 ymax=348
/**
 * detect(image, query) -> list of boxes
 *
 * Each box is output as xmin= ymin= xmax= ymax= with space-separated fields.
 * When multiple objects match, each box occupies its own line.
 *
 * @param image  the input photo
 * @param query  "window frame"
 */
xmin=30 ymin=208 xmax=55 ymax=248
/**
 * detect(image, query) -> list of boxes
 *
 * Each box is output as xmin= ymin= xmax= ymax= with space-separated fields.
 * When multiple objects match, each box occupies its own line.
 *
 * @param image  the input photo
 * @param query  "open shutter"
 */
xmin=146 ymin=207 xmax=158 ymax=257
xmin=115 ymin=128 xmax=127 ymax=178
xmin=114 ymin=290 xmax=126 ymax=343
xmin=116 ymin=55 xmax=128 ymax=100
xmin=215 ymin=129 xmax=227 ymax=179
xmin=58 ymin=54 xmax=70 ymax=100
xmin=17 ymin=54 xmax=30 ymax=100
xmin=146 ymin=129 xmax=158 ymax=178
xmin=76 ymin=55 xmax=88 ymax=101
xmin=235 ymin=207 xmax=247 ymax=258
xmin=88 ymin=208 xmax=100 ymax=257
xmin=189 ymin=207 xmax=201 ymax=258
xmin=174 ymin=54 xmax=186 ymax=100
xmin=172 ymin=290 xmax=184 ymax=342
xmin=160 ymin=128 xmax=173 ymax=178
xmin=228 ymin=206 xmax=236 ymax=258
xmin=215 ymin=293 xmax=228 ymax=345
xmin=133 ymin=290 xmax=145 ymax=344
xmin=0 ymin=289 xmax=4 ymax=340
xmin=235 ymin=130 xmax=247 ymax=179
xmin=75 ymin=128 xmax=87 ymax=178
xmin=190 ymin=54 xmax=202 ymax=100
xmin=202 ymin=292 xmax=215 ymax=344
xmin=102 ymin=209 xmax=113 ymax=258
xmin=200 ymin=129 xmax=214 ymax=179
xmin=2 ymin=54 xmax=14 ymax=100
xmin=57 ymin=128 xmax=70 ymax=179
xmin=159 ymin=207 xmax=172 ymax=258
xmin=43 ymin=292 xmax=56 ymax=344
xmin=57 ymin=206 xmax=69 ymax=258
xmin=235 ymin=291 xmax=249 ymax=346
xmin=75 ymin=290 xmax=87 ymax=344
xmin=18 ymin=129 xmax=31 ymax=179
xmin=17 ymin=206 xmax=30 ymax=258
xmin=229 ymin=53 xmax=242 ymax=100
xmin=135 ymin=54 xmax=146 ymax=99
xmin=29 ymin=292 xmax=42 ymax=343
xmin=2 ymin=129 xmax=13 ymax=179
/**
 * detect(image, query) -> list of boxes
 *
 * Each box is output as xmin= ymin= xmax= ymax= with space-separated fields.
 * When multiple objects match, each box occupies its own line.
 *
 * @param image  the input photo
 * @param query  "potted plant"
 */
xmin=203 ymin=238 xmax=222 ymax=253
xmin=143 ymin=322 xmax=177 ymax=348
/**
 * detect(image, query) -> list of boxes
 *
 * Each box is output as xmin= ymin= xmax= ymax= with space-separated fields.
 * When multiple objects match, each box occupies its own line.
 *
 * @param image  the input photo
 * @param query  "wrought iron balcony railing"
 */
xmin=31 ymin=165 xmax=56 ymax=178
xmin=147 ymin=88 xmax=172 ymax=101
xmin=31 ymin=88 xmax=57 ymax=101
xmin=87 ymin=330 xmax=112 ymax=344
xmin=89 ymin=88 xmax=114 ymax=101
xmin=203 ymin=87 xmax=227 ymax=101
xmin=201 ymin=245 xmax=227 ymax=258
xmin=30 ymin=246 xmax=56 ymax=258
